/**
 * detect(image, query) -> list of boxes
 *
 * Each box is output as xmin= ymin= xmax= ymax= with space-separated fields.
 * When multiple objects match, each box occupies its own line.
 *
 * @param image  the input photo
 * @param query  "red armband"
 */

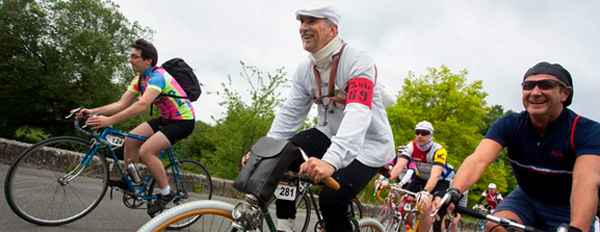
xmin=346 ymin=78 xmax=374 ymax=109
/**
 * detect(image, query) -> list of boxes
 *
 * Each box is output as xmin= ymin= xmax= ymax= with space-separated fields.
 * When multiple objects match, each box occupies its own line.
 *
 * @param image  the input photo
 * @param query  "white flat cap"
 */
xmin=295 ymin=2 xmax=341 ymax=25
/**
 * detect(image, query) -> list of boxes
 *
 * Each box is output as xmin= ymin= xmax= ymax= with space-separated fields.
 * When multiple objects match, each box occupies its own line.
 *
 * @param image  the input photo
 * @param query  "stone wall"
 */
xmin=0 ymin=137 xmax=242 ymax=199
xmin=0 ymin=137 xmax=477 ymax=228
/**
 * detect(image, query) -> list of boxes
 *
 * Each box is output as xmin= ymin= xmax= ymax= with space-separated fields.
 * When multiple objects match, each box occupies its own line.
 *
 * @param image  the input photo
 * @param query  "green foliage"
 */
xmin=14 ymin=126 xmax=49 ymax=143
xmin=360 ymin=65 xmax=516 ymax=205
xmin=0 ymin=0 xmax=152 ymax=138
xmin=178 ymin=62 xmax=289 ymax=179
xmin=386 ymin=65 xmax=487 ymax=168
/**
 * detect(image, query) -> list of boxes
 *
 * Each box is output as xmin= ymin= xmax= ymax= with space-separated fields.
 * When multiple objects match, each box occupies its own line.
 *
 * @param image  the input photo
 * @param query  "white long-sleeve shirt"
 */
xmin=267 ymin=43 xmax=395 ymax=170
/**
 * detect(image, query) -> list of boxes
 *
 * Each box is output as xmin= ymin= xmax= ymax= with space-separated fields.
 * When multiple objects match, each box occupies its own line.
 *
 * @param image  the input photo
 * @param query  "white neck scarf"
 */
xmin=309 ymin=35 xmax=343 ymax=69
xmin=417 ymin=140 xmax=434 ymax=151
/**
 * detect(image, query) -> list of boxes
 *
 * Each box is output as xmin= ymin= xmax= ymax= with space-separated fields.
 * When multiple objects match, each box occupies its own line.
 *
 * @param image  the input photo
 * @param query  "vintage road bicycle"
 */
xmin=4 ymin=107 xmax=212 ymax=229
xmin=138 ymin=149 xmax=385 ymax=232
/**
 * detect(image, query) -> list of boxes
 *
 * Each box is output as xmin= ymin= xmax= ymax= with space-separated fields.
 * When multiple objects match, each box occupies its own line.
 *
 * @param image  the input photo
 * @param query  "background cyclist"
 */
xmin=388 ymin=121 xmax=452 ymax=232
xmin=473 ymin=183 xmax=503 ymax=212
xmin=77 ymin=39 xmax=196 ymax=217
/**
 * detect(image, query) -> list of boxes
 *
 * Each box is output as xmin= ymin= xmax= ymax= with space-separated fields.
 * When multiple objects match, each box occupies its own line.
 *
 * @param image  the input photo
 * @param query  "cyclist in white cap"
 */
xmin=240 ymin=2 xmax=395 ymax=231
xmin=389 ymin=120 xmax=452 ymax=232
xmin=473 ymin=183 xmax=503 ymax=212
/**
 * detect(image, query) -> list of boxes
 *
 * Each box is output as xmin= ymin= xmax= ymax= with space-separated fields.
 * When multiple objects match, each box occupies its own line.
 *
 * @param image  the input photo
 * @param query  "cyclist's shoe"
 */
xmin=107 ymin=179 xmax=130 ymax=191
xmin=147 ymin=191 xmax=176 ymax=217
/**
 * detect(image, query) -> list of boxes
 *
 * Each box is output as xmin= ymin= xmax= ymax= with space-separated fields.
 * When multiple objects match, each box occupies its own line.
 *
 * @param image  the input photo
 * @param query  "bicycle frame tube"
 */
xmin=259 ymin=202 xmax=277 ymax=232
xmin=89 ymin=127 xmax=179 ymax=201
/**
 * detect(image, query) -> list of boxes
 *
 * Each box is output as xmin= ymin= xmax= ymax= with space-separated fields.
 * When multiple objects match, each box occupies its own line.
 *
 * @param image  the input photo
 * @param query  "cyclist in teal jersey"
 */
xmin=77 ymin=39 xmax=196 ymax=216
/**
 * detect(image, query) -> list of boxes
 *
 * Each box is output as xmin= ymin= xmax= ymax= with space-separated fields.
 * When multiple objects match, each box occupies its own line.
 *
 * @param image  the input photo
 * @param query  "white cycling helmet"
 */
xmin=415 ymin=121 xmax=434 ymax=133
xmin=488 ymin=183 xmax=497 ymax=189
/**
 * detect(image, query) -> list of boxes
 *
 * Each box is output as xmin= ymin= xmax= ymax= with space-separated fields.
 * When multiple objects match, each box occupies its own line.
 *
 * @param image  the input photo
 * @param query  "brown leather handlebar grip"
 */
xmin=322 ymin=176 xmax=340 ymax=191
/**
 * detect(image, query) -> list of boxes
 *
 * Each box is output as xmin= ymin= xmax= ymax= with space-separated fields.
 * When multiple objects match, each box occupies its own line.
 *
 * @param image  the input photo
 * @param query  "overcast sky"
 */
xmin=112 ymin=0 xmax=600 ymax=124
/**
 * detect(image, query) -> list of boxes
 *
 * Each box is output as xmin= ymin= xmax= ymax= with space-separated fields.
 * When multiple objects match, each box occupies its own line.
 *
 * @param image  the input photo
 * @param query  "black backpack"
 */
xmin=139 ymin=58 xmax=202 ymax=101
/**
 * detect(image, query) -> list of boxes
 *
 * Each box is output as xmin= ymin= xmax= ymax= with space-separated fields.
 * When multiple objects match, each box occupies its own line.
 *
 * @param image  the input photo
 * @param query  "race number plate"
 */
xmin=274 ymin=182 xmax=297 ymax=201
xmin=106 ymin=134 xmax=125 ymax=149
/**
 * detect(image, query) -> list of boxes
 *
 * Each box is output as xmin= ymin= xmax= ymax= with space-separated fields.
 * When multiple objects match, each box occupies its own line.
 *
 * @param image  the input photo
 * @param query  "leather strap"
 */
xmin=313 ymin=43 xmax=347 ymax=104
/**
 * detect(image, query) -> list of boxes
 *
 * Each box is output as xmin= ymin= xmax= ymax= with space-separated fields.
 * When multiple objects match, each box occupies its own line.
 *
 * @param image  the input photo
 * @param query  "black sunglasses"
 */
xmin=521 ymin=79 xmax=566 ymax=90
xmin=415 ymin=130 xmax=431 ymax=136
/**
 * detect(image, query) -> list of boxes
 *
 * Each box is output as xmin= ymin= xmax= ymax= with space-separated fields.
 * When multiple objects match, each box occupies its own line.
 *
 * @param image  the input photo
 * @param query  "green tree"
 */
xmin=480 ymin=104 xmax=516 ymax=135
xmin=178 ymin=62 xmax=290 ymax=179
xmin=373 ymin=65 xmax=516 ymax=205
xmin=0 ymin=0 xmax=152 ymax=138
xmin=386 ymin=65 xmax=487 ymax=167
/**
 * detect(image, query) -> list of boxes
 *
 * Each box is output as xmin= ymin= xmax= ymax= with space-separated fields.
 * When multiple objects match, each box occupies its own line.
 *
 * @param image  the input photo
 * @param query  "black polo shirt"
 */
xmin=486 ymin=108 xmax=600 ymax=205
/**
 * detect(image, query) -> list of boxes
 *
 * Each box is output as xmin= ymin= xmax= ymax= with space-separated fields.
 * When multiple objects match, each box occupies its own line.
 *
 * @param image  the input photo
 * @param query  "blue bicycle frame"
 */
xmin=82 ymin=126 xmax=186 ymax=202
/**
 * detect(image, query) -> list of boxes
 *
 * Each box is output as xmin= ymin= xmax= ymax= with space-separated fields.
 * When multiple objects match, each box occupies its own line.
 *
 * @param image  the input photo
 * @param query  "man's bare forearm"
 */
xmin=569 ymin=155 xmax=600 ymax=230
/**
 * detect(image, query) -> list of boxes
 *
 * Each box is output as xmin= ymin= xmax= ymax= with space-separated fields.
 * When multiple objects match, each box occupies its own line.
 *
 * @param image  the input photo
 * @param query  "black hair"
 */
xmin=131 ymin=39 xmax=158 ymax=66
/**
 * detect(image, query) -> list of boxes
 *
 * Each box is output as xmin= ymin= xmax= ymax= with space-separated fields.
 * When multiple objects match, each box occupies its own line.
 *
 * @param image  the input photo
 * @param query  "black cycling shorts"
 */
xmin=405 ymin=177 xmax=450 ymax=198
xmin=146 ymin=117 xmax=195 ymax=145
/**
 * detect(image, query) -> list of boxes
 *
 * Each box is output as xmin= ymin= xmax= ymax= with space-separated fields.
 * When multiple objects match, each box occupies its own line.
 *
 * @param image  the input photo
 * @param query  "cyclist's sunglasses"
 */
xmin=415 ymin=130 xmax=431 ymax=136
xmin=521 ymin=79 xmax=566 ymax=90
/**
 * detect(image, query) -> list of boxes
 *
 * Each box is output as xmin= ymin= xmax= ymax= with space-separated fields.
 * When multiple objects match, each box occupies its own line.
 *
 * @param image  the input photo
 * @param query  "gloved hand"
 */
xmin=380 ymin=178 xmax=390 ymax=188
xmin=445 ymin=187 xmax=461 ymax=205
xmin=472 ymin=204 xmax=485 ymax=212
xmin=415 ymin=190 xmax=431 ymax=205
xmin=397 ymin=145 xmax=408 ymax=154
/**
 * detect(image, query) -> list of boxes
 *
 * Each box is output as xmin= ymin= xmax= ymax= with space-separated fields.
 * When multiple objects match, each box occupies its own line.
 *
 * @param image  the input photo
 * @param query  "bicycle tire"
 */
xmin=262 ymin=193 xmax=312 ymax=232
xmin=138 ymin=200 xmax=236 ymax=232
xmin=381 ymin=214 xmax=404 ymax=232
xmin=445 ymin=219 xmax=463 ymax=232
xmin=455 ymin=220 xmax=463 ymax=232
xmin=358 ymin=217 xmax=386 ymax=232
xmin=376 ymin=195 xmax=394 ymax=219
xmin=475 ymin=219 xmax=486 ymax=232
xmin=4 ymin=136 xmax=109 ymax=226
xmin=350 ymin=198 xmax=364 ymax=219
xmin=148 ymin=159 xmax=213 ymax=230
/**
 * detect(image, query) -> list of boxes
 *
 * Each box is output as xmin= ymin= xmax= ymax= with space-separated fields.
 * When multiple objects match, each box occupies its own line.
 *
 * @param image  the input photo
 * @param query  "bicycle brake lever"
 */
xmin=431 ymin=193 xmax=451 ymax=217
xmin=65 ymin=106 xmax=84 ymax=119
xmin=299 ymin=149 xmax=310 ymax=161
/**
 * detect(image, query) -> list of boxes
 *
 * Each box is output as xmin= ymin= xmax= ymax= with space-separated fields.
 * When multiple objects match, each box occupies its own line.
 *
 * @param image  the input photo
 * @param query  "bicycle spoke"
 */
xmin=5 ymin=137 xmax=108 ymax=225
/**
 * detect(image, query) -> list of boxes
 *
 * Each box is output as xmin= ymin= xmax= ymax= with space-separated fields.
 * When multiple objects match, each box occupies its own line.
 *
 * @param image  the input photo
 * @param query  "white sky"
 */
xmin=112 ymin=0 xmax=600 ymax=124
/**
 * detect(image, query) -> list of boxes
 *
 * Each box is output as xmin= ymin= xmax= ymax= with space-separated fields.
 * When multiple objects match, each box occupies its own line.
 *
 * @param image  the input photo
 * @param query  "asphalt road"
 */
xmin=0 ymin=163 xmax=317 ymax=232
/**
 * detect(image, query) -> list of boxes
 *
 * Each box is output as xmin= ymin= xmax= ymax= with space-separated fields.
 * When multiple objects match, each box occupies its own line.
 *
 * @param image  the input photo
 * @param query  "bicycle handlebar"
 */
xmin=66 ymin=106 xmax=99 ymax=137
xmin=299 ymin=149 xmax=340 ymax=191
xmin=389 ymin=184 xmax=417 ymax=197
xmin=454 ymin=206 xmax=546 ymax=232
xmin=436 ymin=192 xmax=546 ymax=232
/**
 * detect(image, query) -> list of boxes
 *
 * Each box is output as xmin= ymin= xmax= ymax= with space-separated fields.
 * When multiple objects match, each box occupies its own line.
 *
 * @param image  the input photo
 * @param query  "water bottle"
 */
xmin=126 ymin=159 xmax=142 ymax=184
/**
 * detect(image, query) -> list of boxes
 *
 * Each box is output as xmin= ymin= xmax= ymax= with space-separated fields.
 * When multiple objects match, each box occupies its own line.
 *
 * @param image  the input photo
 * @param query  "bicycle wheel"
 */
xmin=349 ymin=198 xmax=364 ymax=220
xmin=455 ymin=220 xmax=463 ymax=232
xmin=381 ymin=214 xmax=404 ymax=232
xmin=148 ymin=159 xmax=213 ymax=229
xmin=262 ymin=193 xmax=312 ymax=232
xmin=358 ymin=217 xmax=386 ymax=232
xmin=4 ymin=136 xmax=109 ymax=226
xmin=376 ymin=196 xmax=393 ymax=219
xmin=138 ymin=200 xmax=236 ymax=232
xmin=475 ymin=219 xmax=486 ymax=232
